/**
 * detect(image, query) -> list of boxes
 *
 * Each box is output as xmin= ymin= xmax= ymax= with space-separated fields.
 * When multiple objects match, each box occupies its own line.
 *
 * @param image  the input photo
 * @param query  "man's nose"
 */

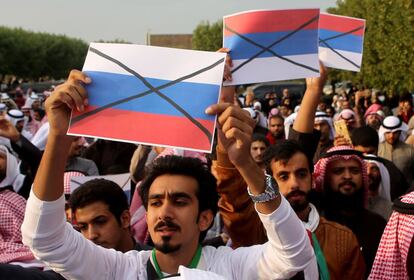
xmin=343 ymin=169 xmax=352 ymax=179
xmin=158 ymin=201 xmax=174 ymax=220
xmin=288 ymin=177 xmax=300 ymax=192
xmin=87 ymin=226 xmax=99 ymax=241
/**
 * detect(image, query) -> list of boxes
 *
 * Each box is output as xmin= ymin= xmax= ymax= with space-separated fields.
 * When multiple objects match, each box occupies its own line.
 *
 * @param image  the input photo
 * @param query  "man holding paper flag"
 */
xmin=21 ymin=46 xmax=317 ymax=279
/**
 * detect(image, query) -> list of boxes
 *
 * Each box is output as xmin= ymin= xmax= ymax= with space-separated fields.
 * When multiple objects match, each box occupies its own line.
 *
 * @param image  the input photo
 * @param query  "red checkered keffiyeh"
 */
xmin=64 ymin=171 xmax=86 ymax=194
xmin=0 ymin=189 xmax=34 ymax=263
xmin=369 ymin=191 xmax=414 ymax=279
xmin=313 ymin=145 xmax=369 ymax=196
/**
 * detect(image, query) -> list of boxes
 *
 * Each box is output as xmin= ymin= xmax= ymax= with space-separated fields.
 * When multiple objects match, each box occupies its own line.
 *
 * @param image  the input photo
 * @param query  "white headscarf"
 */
xmin=5 ymin=109 xmax=25 ymax=127
xmin=315 ymin=111 xmax=335 ymax=140
xmin=284 ymin=112 xmax=297 ymax=138
xmin=378 ymin=116 xmax=408 ymax=143
xmin=365 ymin=155 xmax=391 ymax=202
xmin=23 ymin=92 xmax=39 ymax=109
xmin=243 ymin=108 xmax=267 ymax=129
xmin=30 ymin=122 xmax=49 ymax=151
xmin=0 ymin=146 xmax=25 ymax=193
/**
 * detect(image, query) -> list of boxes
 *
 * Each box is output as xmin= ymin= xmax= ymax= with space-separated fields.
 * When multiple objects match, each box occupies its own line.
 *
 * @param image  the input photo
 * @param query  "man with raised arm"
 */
xmin=214 ymin=63 xmax=365 ymax=279
xmin=21 ymin=68 xmax=315 ymax=279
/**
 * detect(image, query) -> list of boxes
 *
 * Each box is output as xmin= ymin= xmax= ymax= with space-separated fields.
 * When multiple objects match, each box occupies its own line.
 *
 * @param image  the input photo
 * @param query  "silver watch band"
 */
xmin=247 ymin=173 xmax=279 ymax=203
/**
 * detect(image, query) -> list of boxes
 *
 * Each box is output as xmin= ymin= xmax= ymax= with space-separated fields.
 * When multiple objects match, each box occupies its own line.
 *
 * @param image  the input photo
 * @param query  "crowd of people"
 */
xmin=0 ymin=55 xmax=413 ymax=280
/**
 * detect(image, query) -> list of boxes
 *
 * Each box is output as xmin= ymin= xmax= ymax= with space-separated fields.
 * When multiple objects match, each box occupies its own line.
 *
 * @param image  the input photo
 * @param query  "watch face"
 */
xmin=248 ymin=174 xmax=279 ymax=203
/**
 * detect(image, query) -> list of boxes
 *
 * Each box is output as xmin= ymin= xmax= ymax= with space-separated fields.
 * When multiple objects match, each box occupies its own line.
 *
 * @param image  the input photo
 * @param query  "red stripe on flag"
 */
xmin=69 ymin=107 xmax=215 ymax=151
xmin=319 ymin=14 xmax=365 ymax=36
xmin=223 ymin=9 xmax=319 ymax=37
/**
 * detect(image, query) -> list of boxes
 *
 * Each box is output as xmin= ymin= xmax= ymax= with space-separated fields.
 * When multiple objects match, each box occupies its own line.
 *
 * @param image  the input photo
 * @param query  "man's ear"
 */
xmin=120 ymin=210 xmax=131 ymax=229
xmin=197 ymin=209 xmax=214 ymax=232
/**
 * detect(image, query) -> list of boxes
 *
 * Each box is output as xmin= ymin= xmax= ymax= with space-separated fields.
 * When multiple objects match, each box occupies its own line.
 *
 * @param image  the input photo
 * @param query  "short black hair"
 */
xmin=263 ymin=140 xmax=311 ymax=174
xmin=351 ymin=126 xmax=379 ymax=148
xmin=69 ymin=179 xmax=129 ymax=225
xmin=139 ymin=155 xmax=218 ymax=242
xmin=399 ymin=92 xmax=413 ymax=106
xmin=269 ymin=114 xmax=284 ymax=122
xmin=33 ymin=108 xmax=45 ymax=119
xmin=251 ymin=134 xmax=270 ymax=147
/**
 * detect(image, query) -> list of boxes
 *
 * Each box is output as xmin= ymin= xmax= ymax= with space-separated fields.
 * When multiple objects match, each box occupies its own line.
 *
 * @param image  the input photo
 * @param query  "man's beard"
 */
xmin=368 ymin=120 xmax=380 ymax=131
xmin=154 ymin=237 xmax=181 ymax=254
xmin=273 ymin=130 xmax=284 ymax=140
xmin=153 ymin=219 xmax=181 ymax=254
xmin=368 ymin=177 xmax=381 ymax=192
xmin=324 ymin=184 xmax=365 ymax=213
xmin=286 ymin=190 xmax=309 ymax=212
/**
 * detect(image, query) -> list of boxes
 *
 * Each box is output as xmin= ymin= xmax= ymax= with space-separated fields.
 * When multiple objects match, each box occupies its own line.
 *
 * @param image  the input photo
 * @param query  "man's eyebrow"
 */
xmin=295 ymin=168 xmax=309 ymax=172
xmin=149 ymin=192 xmax=193 ymax=200
xmin=169 ymin=192 xmax=193 ymax=200
xmin=77 ymin=215 xmax=106 ymax=224
xmin=276 ymin=171 xmax=289 ymax=176
xmin=91 ymin=215 xmax=107 ymax=221
xmin=149 ymin=193 xmax=165 ymax=200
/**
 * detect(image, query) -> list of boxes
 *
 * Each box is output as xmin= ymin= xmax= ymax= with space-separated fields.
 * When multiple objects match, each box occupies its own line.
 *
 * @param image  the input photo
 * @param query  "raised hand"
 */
xmin=206 ymin=103 xmax=255 ymax=167
xmin=305 ymin=61 xmax=328 ymax=94
xmin=45 ymin=70 xmax=91 ymax=137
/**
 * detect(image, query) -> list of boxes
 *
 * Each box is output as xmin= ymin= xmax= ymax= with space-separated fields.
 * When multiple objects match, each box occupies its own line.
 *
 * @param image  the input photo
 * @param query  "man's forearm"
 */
xmin=256 ymin=196 xmax=316 ymax=279
xmin=32 ymin=134 xmax=72 ymax=201
xmin=293 ymin=63 xmax=326 ymax=134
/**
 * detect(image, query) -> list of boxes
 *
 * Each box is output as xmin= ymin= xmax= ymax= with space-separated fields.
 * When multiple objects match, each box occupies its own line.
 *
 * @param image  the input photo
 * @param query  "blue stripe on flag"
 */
xmin=84 ymin=71 xmax=218 ymax=120
xmin=319 ymin=29 xmax=363 ymax=53
xmin=224 ymin=29 xmax=318 ymax=60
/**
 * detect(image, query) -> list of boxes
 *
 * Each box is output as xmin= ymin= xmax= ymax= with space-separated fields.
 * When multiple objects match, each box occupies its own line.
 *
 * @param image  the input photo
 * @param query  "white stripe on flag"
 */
xmin=319 ymin=47 xmax=362 ymax=72
xmin=83 ymin=43 xmax=226 ymax=85
xmin=224 ymin=54 xmax=319 ymax=86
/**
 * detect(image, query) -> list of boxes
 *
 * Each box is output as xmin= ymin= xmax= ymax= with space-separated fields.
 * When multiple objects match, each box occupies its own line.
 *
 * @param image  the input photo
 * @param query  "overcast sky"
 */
xmin=0 ymin=0 xmax=337 ymax=44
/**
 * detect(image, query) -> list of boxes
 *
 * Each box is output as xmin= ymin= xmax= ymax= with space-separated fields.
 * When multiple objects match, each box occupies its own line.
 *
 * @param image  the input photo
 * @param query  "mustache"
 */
xmin=154 ymin=220 xmax=181 ymax=231
xmin=286 ymin=190 xmax=307 ymax=200
xmin=338 ymin=180 xmax=357 ymax=188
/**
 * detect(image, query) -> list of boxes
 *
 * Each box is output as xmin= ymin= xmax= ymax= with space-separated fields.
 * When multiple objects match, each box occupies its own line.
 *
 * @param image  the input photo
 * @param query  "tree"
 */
xmin=327 ymin=0 xmax=414 ymax=94
xmin=192 ymin=20 xmax=223 ymax=51
xmin=0 ymin=26 xmax=88 ymax=80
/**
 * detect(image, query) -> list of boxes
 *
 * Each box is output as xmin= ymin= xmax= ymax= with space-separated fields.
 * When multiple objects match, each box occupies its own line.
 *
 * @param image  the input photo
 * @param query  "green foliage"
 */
xmin=192 ymin=21 xmax=223 ymax=51
xmin=327 ymin=0 xmax=414 ymax=94
xmin=0 ymin=26 xmax=88 ymax=80
xmin=96 ymin=39 xmax=131 ymax=44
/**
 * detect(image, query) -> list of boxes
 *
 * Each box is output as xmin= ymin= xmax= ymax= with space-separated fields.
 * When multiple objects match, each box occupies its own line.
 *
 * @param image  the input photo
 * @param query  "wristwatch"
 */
xmin=247 ymin=173 xmax=279 ymax=203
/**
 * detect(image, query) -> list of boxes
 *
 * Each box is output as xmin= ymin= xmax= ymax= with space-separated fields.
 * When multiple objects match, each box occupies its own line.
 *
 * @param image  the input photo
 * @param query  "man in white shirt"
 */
xmin=21 ymin=69 xmax=316 ymax=279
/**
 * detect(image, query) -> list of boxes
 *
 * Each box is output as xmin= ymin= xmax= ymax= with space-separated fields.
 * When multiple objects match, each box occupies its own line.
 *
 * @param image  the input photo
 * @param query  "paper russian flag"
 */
xmin=223 ymin=9 xmax=320 ymax=85
xmin=319 ymin=13 xmax=366 ymax=72
xmin=67 ymin=43 xmax=226 ymax=153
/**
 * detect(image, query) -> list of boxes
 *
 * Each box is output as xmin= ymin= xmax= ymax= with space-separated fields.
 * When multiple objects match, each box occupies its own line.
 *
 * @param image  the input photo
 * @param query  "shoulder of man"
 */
xmin=317 ymin=217 xmax=357 ymax=237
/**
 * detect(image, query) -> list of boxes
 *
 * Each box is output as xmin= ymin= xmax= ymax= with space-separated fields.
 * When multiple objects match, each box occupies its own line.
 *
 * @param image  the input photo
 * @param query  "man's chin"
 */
xmin=339 ymin=186 xmax=357 ymax=195
xmin=154 ymin=242 xmax=181 ymax=254
xmin=288 ymin=199 xmax=309 ymax=212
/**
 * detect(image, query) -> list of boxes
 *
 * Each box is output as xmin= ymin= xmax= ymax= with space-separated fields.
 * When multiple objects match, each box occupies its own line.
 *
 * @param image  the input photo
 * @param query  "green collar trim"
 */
xmin=151 ymin=245 xmax=202 ymax=279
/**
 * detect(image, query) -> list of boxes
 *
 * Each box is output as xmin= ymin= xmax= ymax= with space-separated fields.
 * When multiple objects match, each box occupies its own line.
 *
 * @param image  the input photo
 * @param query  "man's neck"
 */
xmin=368 ymin=188 xmax=379 ymax=198
xmin=118 ymin=234 xmax=135 ymax=253
xmin=156 ymin=242 xmax=199 ymax=274
xmin=296 ymin=205 xmax=312 ymax=222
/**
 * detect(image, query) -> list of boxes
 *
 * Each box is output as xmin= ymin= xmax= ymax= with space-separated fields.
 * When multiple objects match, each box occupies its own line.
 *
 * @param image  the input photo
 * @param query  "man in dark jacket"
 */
xmin=314 ymin=146 xmax=387 ymax=276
